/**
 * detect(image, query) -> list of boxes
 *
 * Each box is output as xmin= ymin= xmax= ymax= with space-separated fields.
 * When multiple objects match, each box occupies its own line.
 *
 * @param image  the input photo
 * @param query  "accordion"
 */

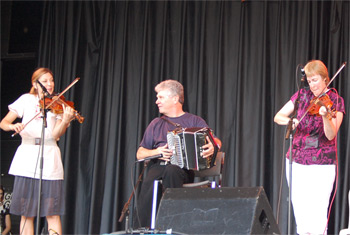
xmin=167 ymin=127 xmax=218 ymax=171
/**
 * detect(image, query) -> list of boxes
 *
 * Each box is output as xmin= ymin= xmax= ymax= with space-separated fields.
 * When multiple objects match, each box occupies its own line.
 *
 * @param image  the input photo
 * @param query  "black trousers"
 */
xmin=134 ymin=160 xmax=194 ymax=228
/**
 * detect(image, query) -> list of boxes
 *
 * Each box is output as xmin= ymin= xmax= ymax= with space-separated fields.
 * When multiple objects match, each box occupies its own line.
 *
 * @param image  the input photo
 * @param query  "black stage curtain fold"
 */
xmin=33 ymin=1 xmax=349 ymax=234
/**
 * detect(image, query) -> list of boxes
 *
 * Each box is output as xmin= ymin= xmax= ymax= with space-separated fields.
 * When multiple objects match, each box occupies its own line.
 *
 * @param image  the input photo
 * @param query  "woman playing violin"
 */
xmin=0 ymin=68 xmax=75 ymax=235
xmin=274 ymin=60 xmax=345 ymax=235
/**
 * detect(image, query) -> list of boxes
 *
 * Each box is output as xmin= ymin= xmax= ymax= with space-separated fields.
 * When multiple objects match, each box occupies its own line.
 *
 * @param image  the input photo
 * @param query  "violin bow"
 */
xmin=45 ymin=77 xmax=80 ymax=110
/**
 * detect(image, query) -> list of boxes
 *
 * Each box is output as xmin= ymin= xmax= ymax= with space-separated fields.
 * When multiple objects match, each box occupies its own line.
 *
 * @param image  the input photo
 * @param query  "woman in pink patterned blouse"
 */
xmin=274 ymin=60 xmax=345 ymax=234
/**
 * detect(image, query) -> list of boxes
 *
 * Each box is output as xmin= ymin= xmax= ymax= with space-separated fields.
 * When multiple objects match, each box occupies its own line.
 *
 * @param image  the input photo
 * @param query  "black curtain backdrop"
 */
xmin=23 ymin=0 xmax=349 ymax=234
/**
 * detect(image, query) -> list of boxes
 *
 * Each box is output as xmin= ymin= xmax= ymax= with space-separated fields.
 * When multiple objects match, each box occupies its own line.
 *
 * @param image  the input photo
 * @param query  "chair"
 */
xmin=183 ymin=152 xmax=225 ymax=188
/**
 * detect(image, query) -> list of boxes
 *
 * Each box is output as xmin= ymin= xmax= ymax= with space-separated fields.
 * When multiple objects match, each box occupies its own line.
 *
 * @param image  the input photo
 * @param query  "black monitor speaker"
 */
xmin=155 ymin=187 xmax=280 ymax=234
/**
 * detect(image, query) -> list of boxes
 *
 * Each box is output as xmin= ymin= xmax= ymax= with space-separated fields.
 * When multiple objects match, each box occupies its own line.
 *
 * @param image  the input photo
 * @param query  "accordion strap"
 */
xmin=161 ymin=116 xmax=182 ymax=128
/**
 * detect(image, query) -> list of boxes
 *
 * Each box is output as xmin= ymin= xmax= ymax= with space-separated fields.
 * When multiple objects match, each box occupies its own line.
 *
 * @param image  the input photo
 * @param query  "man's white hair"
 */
xmin=155 ymin=80 xmax=184 ymax=104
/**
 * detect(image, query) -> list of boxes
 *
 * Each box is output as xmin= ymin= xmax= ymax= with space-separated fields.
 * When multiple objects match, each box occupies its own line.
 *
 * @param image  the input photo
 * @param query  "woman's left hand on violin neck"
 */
xmin=318 ymin=105 xmax=335 ymax=121
xmin=61 ymin=104 xmax=75 ymax=124
xmin=318 ymin=105 xmax=328 ymax=117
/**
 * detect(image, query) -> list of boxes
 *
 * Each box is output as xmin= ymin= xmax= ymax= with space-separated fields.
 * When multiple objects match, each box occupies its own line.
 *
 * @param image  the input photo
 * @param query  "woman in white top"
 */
xmin=0 ymin=68 xmax=74 ymax=235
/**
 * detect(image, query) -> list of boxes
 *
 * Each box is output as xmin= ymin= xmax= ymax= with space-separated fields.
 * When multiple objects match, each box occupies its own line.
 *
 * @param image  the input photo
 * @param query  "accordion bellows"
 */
xmin=167 ymin=127 xmax=218 ymax=171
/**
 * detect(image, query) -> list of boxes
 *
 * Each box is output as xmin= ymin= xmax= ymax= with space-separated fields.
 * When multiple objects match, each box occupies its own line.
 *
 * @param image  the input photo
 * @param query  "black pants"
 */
xmin=134 ymin=160 xmax=194 ymax=228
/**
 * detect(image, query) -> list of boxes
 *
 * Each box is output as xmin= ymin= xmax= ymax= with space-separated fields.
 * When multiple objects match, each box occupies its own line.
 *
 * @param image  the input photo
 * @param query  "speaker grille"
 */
xmin=155 ymin=187 xmax=280 ymax=234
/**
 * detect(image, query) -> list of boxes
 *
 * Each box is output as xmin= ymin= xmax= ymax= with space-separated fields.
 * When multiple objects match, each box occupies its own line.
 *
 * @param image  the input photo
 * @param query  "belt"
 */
xmin=21 ymin=138 xmax=57 ymax=146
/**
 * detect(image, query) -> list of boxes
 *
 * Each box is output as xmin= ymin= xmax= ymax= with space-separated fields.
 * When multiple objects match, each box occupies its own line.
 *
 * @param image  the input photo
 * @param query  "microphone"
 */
xmin=300 ymin=67 xmax=306 ymax=82
xmin=36 ymin=80 xmax=49 ymax=96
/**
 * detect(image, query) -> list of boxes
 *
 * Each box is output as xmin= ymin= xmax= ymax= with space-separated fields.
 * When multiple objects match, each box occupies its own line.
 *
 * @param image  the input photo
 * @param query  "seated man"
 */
xmin=135 ymin=80 xmax=222 ymax=228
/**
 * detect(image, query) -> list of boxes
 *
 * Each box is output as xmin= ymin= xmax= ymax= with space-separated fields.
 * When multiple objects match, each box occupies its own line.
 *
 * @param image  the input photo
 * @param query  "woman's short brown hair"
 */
xmin=304 ymin=60 xmax=329 ymax=84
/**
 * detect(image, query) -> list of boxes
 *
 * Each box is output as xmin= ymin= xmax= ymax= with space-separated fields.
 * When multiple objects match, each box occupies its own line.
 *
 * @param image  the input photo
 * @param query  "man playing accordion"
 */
xmin=135 ymin=80 xmax=222 ymax=228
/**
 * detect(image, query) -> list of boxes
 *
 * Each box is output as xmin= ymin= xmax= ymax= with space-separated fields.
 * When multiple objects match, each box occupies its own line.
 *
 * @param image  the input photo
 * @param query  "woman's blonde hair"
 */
xmin=304 ymin=60 xmax=329 ymax=84
xmin=29 ymin=68 xmax=54 ymax=94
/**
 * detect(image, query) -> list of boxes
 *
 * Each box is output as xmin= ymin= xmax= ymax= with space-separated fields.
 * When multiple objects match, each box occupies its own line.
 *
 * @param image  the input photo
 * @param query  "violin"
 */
xmin=39 ymin=95 xmax=85 ymax=123
xmin=308 ymin=94 xmax=336 ymax=120
xmin=11 ymin=78 xmax=83 ymax=137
